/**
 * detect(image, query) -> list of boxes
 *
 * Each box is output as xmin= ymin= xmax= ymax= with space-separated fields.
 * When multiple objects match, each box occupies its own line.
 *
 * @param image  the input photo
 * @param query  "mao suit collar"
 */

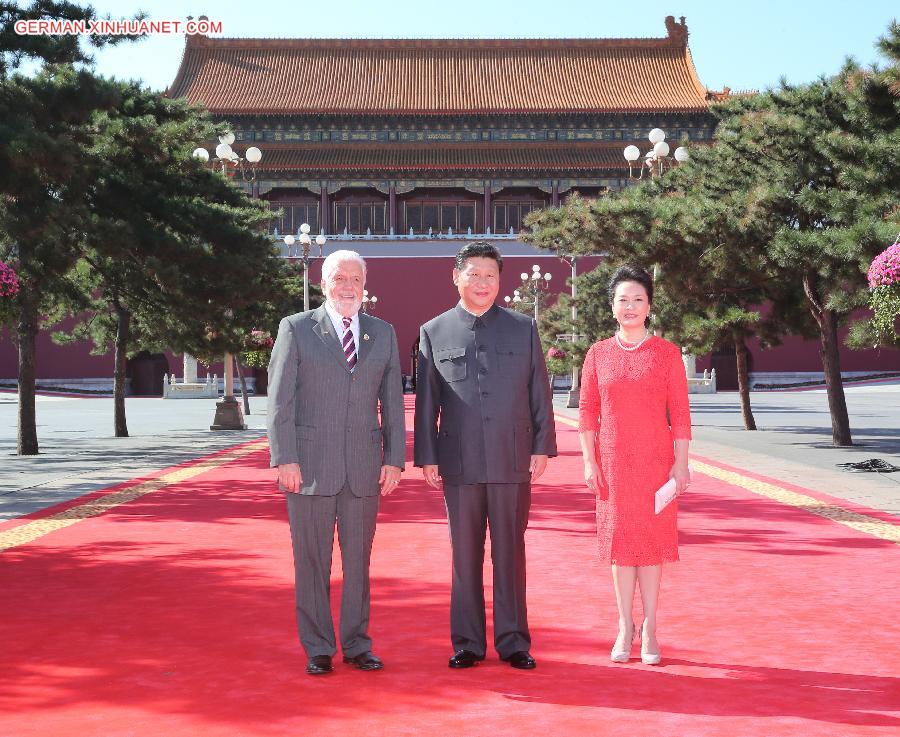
xmin=454 ymin=302 xmax=500 ymax=330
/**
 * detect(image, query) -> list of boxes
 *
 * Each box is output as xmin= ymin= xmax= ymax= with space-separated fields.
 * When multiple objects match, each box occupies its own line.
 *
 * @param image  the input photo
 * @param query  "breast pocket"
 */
xmin=496 ymin=342 xmax=528 ymax=377
xmin=435 ymin=347 xmax=467 ymax=383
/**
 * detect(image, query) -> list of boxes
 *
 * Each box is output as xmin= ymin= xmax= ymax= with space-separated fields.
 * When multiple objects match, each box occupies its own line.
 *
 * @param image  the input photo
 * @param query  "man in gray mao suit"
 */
xmin=415 ymin=242 xmax=557 ymax=670
xmin=267 ymin=249 xmax=405 ymax=676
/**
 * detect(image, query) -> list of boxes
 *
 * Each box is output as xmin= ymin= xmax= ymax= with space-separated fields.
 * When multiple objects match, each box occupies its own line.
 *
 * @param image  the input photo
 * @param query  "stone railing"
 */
xmin=162 ymin=373 xmax=220 ymax=399
xmin=683 ymin=354 xmax=716 ymax=394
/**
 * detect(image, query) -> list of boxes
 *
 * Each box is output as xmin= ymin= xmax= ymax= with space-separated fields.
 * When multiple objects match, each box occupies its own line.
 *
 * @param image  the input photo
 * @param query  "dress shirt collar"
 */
xmin=455 ymin=301 xmax=499 ymax=329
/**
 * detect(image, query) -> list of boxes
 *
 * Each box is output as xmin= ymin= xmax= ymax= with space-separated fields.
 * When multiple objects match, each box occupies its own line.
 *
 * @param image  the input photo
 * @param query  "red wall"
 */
xmin=0 ymin=325 xmax=115 ymax=379
xmin=694 ymin=311 xmax=899 ymax=375
xmin=749 ymin=332 xmax=897 ymax=372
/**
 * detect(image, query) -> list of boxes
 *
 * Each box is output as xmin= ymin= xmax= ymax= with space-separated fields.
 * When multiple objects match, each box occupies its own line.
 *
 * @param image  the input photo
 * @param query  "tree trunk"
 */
xmin=820 ymin=308 xmax=852 ymax=446
xmin=733 ymin=332 xmax=757 ymax=431
xmin=16 ymin=284 xmax=39 ymax=455
xmin=113 ymin=304 xmax=130 ymax=438
xmin=803 ymin=272 xmax=852 ymax=446
xmin=235 ymin=355 xmax=250 ymax=415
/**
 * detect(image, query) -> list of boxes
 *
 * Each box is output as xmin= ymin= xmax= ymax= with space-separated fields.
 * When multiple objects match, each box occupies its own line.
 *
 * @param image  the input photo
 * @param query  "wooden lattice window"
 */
xmin=333 ymin=203 xmax=387 ymax=235
xmin=272 ymin=203 xmax=319 ymax=235
xmin=493 ymin=201 xmax=545 ymax=234
xmin=405 ymin=201 xmax=477 ymax=234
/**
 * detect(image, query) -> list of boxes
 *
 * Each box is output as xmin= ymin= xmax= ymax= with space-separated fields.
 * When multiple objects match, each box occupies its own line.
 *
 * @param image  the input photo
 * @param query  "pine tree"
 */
xmin=46 ymin=81 xmax=282 ymax=436
xmin=0 ymin=1 xmax=142 ymax=453
xmin=712 ymin=68 xmax=898 ymax=445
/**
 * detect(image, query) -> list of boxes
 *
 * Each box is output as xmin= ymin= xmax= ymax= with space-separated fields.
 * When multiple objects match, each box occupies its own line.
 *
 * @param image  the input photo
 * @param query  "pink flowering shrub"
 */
xmin=867 ymin=242 xmax=900 ymax=288
xmin=248 ymin=329 xmax=275 ymax=349
xmin=546 ymin=346 xmax=569 ymax=376
xmin=867 ymin=242 xmax=900 ymax=342
xmin=242 ymin=329 xmax=275 ymax=368
xmin=0 ymin=260 xmax=19 ymax=299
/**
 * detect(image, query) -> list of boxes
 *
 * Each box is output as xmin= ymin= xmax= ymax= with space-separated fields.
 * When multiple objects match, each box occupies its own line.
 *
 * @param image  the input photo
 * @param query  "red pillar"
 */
xmin=483 ymin=185 xmax=492 ymax=234
xmin=389 ymin=184 xmax=397 ymax=234
xmin=551 ymin=181 xmax=559 ymax=207
xmin=320 ymin=187 xmax=329 ymax=234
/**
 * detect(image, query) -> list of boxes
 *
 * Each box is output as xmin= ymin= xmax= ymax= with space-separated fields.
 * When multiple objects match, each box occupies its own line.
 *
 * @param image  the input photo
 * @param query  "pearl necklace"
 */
xmin=615 ymin=330 xmax=650 ymax=352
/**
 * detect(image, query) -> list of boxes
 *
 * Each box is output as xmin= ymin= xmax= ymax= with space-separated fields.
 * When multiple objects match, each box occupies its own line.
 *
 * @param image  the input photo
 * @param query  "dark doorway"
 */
xmin=709 ymin=342 xmax=752 ymax=391
xmin=127 ymin=352 xmax=170 ymax=396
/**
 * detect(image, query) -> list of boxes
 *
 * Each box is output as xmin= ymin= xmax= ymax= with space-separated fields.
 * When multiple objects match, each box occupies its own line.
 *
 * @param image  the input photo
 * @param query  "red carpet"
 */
xmin=1 ymin=398 xmax=898 ymax=736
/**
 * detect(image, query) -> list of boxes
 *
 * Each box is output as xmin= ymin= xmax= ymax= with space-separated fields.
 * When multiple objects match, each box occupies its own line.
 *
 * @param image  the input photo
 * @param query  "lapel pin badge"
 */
xmin=363 ymin=334 xmax=370 ymax=341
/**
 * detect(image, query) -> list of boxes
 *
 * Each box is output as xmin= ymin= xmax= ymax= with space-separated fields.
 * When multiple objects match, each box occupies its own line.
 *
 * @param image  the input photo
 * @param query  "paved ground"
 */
xmin=2 ymin=381 xmax=898 ymax=521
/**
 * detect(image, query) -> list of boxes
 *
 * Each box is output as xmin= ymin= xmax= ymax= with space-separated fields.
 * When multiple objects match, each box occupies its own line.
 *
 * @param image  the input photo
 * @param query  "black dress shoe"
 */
xmin=448 ymin=650 xmax=485 ymax=669
xmin=502 ymin=651 xmax=537 ymax=669
xmin=342 ymin=651 xmax=384 ymax=671
xmin=306 ymin=655 xmax=333 ymax=675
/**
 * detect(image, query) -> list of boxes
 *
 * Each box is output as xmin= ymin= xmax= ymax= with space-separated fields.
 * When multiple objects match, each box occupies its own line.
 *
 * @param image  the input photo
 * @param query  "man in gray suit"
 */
xmin=415 ymin=242 xmax=557 ymax=670
xmin=267 ymin=249 xmax=405 ymax=676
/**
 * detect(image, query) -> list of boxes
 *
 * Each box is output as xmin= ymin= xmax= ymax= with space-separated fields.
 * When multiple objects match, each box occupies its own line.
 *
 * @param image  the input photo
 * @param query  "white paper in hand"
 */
xmin=654 ymin=465 xmax=693 ymax=514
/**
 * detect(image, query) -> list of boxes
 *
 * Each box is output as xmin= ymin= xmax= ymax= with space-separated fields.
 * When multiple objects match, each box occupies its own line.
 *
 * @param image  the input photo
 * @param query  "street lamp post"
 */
xmin=504 ymin=264 xmax=552 ymax=323
xmin=557 ymin=252 xmax=581 ymax=407
xmin=284 ymin=222 xmax=327 ymax=312
xmin=193 ymin=131 xmax=262 ymax=431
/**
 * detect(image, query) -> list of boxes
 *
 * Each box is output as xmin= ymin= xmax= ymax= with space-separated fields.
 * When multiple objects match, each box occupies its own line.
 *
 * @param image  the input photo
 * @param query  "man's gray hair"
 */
xmin=321 ymin=249 xmax=367 ymax=282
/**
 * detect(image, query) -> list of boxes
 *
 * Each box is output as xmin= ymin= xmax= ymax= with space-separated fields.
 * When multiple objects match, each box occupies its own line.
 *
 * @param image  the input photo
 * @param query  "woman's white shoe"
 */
xmin=639 ymin=620 xmax=661 ymax=665
xmin=610 ymin=622 xmax=635 ymax=663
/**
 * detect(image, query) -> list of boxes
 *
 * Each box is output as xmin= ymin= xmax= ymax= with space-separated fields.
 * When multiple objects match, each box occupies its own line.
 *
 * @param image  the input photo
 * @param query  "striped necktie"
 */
xmin=342 ymin=316 xmax=357 ymax=372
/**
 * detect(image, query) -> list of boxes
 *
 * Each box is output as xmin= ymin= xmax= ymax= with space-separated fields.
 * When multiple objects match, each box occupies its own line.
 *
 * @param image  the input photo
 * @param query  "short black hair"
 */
xmin=455 ymin=241 xmax=503 ymax=272
xmin=607 ymin=265 xmax=654 ymax=305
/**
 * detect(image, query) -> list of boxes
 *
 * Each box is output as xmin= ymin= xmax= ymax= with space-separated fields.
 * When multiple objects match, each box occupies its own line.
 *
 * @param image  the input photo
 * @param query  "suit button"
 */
xmin=481 ymin=391 xmax=489 ymax=396
xmin=479 ymin=368 xmax=487 ymax=374
xmin=485 ymin=416 xmax=491 ymax=421
xmin=476 ymin=346 xmax=485 ymax=352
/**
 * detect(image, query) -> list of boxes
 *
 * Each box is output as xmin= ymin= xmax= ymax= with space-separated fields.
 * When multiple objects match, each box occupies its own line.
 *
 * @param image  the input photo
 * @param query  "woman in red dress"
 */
xmin=578 ymin=266 xmax=692 ymax=665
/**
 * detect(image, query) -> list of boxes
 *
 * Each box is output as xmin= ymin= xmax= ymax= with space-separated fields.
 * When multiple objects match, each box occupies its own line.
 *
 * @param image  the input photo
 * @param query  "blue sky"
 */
xmin=62 ymin=0 xmax=898 ymax=93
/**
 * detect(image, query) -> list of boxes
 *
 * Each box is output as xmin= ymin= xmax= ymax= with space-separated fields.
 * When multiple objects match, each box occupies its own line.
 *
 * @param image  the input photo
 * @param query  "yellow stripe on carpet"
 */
xmin=0 ymin=439 xmax=269 ymax=553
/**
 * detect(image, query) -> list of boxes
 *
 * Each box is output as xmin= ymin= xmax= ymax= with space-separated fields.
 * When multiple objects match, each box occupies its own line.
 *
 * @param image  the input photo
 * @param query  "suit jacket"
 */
xmin=414 ymin=303 xmax=557 ymax=486
xmin=267 ymin=304 xmax=406 ymax=497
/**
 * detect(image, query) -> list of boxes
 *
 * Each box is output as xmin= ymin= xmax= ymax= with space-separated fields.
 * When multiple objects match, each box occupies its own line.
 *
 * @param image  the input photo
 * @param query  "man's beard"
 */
xmin=330 ymin=296 xmax=362 ymax=316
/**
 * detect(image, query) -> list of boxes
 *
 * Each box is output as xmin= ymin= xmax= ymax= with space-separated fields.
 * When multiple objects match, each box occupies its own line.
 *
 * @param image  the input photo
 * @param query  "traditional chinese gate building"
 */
xmin=164 ymin=16 xmax=727 ymax=376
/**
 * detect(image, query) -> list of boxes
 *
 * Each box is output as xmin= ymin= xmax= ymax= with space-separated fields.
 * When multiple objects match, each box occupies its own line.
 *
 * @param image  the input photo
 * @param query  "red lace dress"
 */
xmin=578 ymin=336 xmax=692 ymax=566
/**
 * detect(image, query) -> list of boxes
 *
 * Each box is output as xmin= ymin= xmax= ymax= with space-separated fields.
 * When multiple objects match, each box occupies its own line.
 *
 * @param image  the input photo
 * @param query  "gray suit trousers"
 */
xmin=286 ymin=487 xmax=380 ymax=658
xmin=443 ymin=482 xmax=531 ymax=659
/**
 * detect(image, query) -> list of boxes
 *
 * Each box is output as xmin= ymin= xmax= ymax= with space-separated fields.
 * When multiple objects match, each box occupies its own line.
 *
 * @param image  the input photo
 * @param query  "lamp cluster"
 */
xmin=284 ymin=223 xmax=329 ymax=313
xmin=193 ymin=132 xmax=262 ymax=181
xmin=362 ymin=289 xmax=378 ymax=313
xmin=284 ymin=222 xmax=328 ymax=256
xmin=505 ymin=265 xmax=552 ymax=322
xmin=623 ymin=128 xmax=688 ymax=179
